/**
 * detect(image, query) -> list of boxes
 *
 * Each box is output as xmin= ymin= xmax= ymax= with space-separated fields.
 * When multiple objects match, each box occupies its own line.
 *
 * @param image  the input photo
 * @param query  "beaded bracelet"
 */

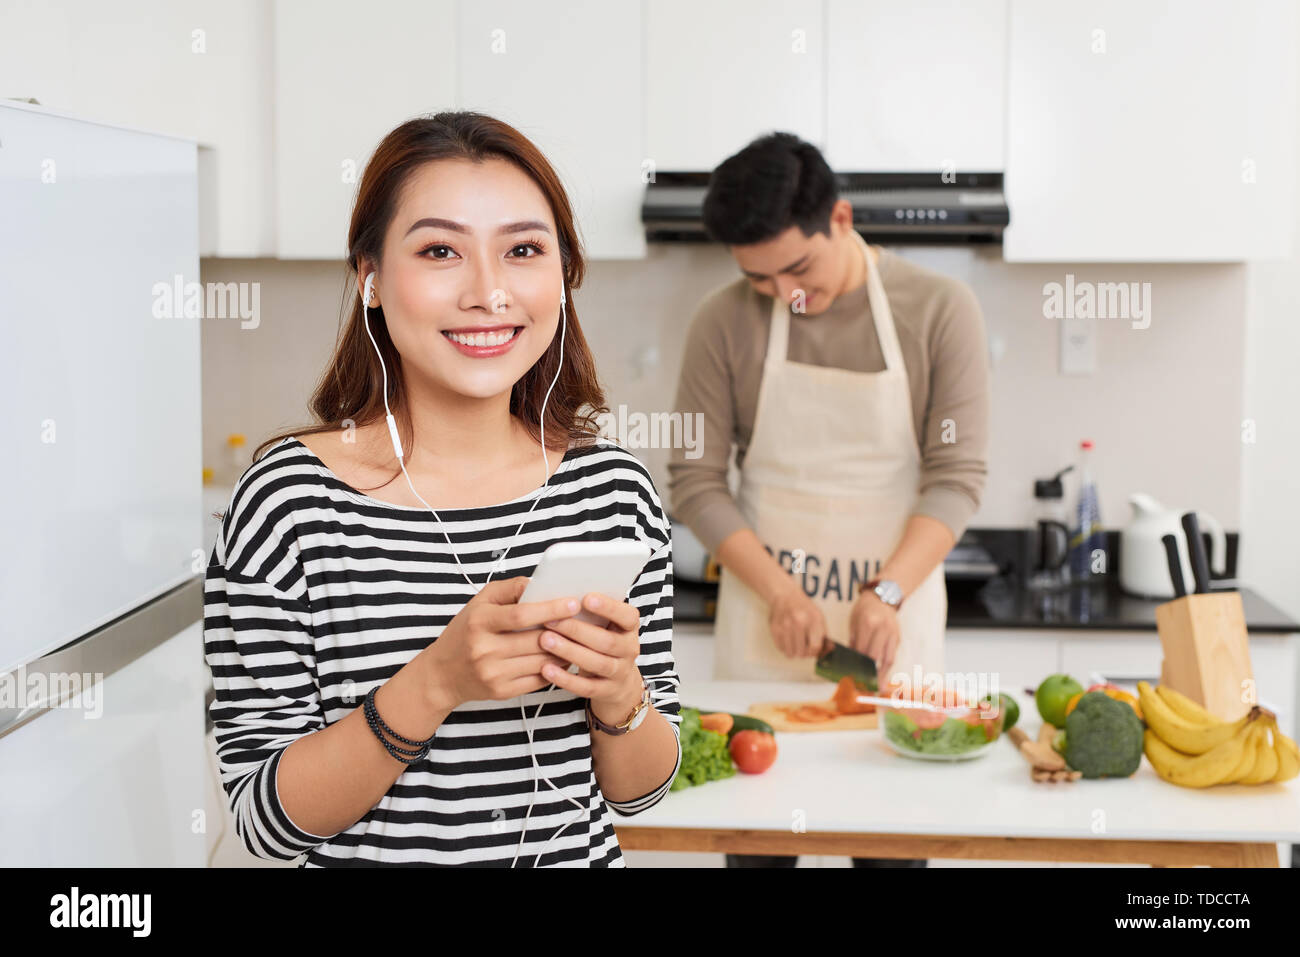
xmin=364 ymin=686 xmax=436 ymax=765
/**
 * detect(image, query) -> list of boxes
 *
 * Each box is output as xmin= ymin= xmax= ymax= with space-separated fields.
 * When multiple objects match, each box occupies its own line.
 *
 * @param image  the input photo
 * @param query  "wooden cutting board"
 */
xmin=748 ymin=696 xmax=879 ymax=732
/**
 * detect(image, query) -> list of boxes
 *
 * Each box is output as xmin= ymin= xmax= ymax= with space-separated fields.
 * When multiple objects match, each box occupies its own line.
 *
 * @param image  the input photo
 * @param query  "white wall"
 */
xmin=1239 ymin=11 xmax=1300 ymax=621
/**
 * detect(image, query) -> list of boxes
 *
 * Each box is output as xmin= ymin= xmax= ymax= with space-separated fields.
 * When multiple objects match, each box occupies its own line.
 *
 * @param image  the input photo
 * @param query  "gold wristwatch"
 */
xmin=587 ymin=680 xmax=651 ymax=736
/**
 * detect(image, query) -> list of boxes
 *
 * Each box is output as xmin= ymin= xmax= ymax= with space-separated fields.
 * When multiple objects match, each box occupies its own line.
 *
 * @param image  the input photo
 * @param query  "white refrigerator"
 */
xmin=0 ymin=101 xmax=210 ymax=866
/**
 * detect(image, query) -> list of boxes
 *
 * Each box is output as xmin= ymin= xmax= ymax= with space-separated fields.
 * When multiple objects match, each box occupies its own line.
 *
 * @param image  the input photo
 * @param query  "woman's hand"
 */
xmin=421 ymin=576 xmax=581 ymax=710
xmin=849 ymin=589 xmax=901 ymax=682
xmin=534 ymin=593 xmax=645 ymax=726
xmin=767 ymin=579 xmax=828 ymax=658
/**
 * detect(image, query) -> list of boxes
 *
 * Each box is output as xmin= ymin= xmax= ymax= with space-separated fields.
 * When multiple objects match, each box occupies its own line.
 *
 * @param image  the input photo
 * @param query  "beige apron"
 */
xmin=712 ymin=232 xmax=947 ymax=684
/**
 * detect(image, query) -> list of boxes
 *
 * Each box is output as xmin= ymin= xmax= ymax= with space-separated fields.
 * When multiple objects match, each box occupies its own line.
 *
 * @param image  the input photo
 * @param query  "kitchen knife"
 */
xmin=816 ymin=637 xmax=878 ymax=691
xmin=1161 ymin=533 xmax=1186 ymax=598
xmin=1180 ymin=512 xmax=1212 ymax=594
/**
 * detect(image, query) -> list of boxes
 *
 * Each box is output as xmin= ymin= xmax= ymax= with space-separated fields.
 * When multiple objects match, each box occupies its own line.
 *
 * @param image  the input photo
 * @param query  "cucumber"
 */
xmin=688 ymin=707 xmax=774 ymax=740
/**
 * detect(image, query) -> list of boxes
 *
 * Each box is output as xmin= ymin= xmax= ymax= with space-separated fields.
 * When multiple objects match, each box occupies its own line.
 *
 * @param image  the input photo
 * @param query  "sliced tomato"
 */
xmin=792 ymin=705 xmax=836 ymax=723
xmin=833 ymin=676 xmax=876 ymax=714
xmin=909 ymin=708 xmax=948 ymax=730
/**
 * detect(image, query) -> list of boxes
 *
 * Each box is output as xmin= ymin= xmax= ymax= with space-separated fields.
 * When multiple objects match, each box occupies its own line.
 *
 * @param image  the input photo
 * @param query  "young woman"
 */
xmin=203 ymin=112 xmax=681 ymax=867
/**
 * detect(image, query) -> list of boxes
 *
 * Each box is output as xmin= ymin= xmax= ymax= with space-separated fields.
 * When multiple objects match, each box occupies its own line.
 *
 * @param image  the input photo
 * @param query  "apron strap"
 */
xmin=853 ymin=232 xmax=905 ymax=373
xmin=766 ymin=295 xmax=790 ymax=368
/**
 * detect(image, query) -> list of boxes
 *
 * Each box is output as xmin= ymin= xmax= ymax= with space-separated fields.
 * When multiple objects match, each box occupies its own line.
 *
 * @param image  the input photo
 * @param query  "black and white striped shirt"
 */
xmin=203 ymin=435 xmax=681 ymax=866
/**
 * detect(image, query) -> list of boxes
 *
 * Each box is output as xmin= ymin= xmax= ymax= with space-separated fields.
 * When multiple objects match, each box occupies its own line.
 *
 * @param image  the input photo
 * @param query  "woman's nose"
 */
xmin=467 ymin=261 xmax=511 ymax=314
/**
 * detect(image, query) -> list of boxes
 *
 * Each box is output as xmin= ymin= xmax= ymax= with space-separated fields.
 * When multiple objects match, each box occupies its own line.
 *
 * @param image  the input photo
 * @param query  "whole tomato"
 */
xmin=729 ymin=730 xmax=778 ymax=774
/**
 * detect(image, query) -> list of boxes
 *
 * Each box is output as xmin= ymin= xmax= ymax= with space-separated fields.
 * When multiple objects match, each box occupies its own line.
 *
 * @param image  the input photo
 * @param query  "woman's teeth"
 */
xmin=443 ymin=327 xmax=519 ymax=346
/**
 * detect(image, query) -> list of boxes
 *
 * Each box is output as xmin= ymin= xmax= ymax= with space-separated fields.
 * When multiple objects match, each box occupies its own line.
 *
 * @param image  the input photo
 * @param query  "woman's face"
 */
xmin=367 ymin=157 xmax=563 ymax=403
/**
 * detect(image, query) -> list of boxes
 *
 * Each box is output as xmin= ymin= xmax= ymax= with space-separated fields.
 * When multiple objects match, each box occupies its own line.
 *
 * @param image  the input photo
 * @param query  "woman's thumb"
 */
xmin=477 ymin=575 xmax=529 ymax=604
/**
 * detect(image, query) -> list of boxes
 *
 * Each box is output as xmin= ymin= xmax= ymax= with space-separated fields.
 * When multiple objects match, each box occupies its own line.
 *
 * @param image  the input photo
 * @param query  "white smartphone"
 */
xmin=518 ymin=540 xmax=653 ymax=627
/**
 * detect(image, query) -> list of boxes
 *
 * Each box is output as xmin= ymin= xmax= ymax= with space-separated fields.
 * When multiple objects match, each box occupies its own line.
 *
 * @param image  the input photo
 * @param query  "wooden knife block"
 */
xmin=1155 ymin=591 xmax=1254 ymax=721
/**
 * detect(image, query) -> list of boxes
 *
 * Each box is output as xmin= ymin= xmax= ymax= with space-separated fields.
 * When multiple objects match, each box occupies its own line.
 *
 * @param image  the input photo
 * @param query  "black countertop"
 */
xmin=946 ymin=576 xmax=1298 ymax=632
xmin=672 ymin=576 xmax=1299 ymax=634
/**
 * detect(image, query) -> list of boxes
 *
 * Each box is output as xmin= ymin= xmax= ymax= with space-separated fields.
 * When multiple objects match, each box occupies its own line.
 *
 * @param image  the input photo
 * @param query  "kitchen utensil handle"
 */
xmin=1195 ymin=510 xmax=1228 ymax=577
xmin=1181 ymin=512 xmax=1211 ymax=593
xmin=1162 ymin=533 xmax=1186 ymax=598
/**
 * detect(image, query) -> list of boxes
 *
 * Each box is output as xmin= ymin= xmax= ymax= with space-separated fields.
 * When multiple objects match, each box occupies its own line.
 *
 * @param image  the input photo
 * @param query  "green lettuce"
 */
xmin=669 ymin=708 xmax=736 ymax=790
xmin=883 ymin=710 xmax=991 ymax=755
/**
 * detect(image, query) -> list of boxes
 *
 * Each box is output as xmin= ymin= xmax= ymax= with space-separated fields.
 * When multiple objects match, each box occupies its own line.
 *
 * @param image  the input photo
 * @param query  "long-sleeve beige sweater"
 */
xmin=667 ymin=245 xmax=990 ymax=555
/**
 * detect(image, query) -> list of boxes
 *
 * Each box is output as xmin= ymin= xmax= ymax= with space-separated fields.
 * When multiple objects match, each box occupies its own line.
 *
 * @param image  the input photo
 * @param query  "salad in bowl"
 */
xmin=879 ymin=682 xmax=1006 ymax=761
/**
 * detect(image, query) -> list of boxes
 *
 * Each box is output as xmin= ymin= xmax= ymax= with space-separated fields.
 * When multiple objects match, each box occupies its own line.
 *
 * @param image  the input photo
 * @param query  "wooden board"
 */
xmin=748 ymin=698 xmax=879 ymax=732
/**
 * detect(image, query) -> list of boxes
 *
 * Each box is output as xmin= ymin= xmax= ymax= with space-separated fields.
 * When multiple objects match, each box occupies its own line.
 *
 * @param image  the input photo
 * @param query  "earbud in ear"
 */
xmin=363 ymin=272 xmax=376 ymax=306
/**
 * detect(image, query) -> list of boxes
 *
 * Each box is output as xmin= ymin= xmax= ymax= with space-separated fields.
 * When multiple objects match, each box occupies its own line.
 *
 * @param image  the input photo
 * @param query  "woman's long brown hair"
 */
xmin=253 ymin=112 xmax=609 ymax=480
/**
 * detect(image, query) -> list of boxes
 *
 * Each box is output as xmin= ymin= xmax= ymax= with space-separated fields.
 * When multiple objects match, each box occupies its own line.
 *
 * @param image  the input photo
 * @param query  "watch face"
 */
xmin=876 ymin=580 xmax=902 ymax=606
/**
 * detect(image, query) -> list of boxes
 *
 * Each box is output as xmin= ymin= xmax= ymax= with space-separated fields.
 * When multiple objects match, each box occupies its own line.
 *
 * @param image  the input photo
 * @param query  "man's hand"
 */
xmin=767 ymin=580 xmax=827 ymax=658
xmin=849 ymin=588 xmax=901 ymax=680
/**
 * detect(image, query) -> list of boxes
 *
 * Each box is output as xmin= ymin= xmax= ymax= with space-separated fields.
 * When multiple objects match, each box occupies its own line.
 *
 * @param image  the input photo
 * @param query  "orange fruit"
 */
xmin=1064 ymin=686 xmax=1143 ymax=721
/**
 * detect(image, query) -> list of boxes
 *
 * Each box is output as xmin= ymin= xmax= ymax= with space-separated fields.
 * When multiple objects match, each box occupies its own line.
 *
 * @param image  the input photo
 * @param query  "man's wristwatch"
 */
xmin=587 ymin=680 xmax=651 ymax=736
xmin=861 ymin=578 xmax=904 ymax=610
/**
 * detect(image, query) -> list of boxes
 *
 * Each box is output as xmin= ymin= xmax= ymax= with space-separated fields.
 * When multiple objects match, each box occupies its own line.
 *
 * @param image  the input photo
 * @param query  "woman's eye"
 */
xmin=420 ymin=244 xmax=456 ymax=260
xmin=509 ymin=242 xmax=544 ymax=258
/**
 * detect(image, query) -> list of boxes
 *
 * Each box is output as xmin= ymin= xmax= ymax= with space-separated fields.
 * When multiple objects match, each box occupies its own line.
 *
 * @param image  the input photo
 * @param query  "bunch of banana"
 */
xmin=1137 ymin=681 xmax=1300 ymax=788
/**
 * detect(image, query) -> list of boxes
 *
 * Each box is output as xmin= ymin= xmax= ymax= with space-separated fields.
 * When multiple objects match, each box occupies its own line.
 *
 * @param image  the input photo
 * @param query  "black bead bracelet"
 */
xmin=364 ymin=686 xmax=436 ymax=765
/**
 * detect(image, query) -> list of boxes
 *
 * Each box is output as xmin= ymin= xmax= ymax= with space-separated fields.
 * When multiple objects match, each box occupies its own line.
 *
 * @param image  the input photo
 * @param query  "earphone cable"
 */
xmin=360 ymin=274 xmax=582 ymax=868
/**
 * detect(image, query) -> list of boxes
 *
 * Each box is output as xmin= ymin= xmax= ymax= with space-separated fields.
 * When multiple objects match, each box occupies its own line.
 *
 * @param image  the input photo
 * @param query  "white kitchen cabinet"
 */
xmin=1003 ymin=0 xmax=1297 ymax=262
xmin=944 ymin=631 xmax=1059 ymax=701
xmin=457 ymin=0 xmax=645 ymax=259
xmin=272 ymin=0 xmax=458 ymax=259
xmin=824 ymin=0 xmax=1007 ymax=173
xmin=1058 ymin=631 xmax=1164 ymax=685
xmin=644 ymin=0 xmax=824 ymax=171
xmin=0 ymin=0 xmax=275 ymax=258
xmin=0 ymin=622 xmax=210 ymax=866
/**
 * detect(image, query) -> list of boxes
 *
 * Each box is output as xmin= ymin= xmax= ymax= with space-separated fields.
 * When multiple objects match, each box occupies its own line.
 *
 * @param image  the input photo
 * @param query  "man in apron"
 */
xmin=668 ymin=133 xmax=990 ymax=868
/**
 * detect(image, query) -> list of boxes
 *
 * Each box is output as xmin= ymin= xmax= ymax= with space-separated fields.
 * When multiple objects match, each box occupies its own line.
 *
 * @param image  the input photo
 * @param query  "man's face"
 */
xmin=728 ymin=200 xmax=855 ymax=316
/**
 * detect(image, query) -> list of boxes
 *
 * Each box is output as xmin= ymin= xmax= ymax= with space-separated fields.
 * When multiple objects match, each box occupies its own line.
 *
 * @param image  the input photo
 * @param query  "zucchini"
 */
xmin=688 ymin=707 xmax=774 ymax=740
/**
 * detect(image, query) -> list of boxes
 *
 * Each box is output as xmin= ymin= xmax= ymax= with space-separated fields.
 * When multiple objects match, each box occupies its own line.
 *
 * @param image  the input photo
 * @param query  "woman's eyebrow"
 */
xmin=404 ymin=217 xmax=552 ymax=237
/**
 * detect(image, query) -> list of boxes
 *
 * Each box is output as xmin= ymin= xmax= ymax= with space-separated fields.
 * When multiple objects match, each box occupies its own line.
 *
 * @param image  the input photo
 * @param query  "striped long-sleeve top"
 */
xmin=202 ymin=435 xmax=681 ymax=866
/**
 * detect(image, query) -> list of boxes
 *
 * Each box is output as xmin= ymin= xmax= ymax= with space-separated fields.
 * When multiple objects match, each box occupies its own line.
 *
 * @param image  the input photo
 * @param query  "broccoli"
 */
xmin=1063 ymin=691 xmax=1144 ymax=778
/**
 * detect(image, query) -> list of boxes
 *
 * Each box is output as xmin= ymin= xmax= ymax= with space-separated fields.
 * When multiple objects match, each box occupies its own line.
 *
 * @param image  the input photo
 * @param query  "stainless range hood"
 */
xmin=641 ymin=171 xmax=1008 ymax=245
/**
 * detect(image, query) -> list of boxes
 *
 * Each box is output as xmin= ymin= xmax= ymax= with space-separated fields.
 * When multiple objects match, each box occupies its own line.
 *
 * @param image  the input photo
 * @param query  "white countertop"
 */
xmin=624 ymin=678 xmax=1300 ymax=844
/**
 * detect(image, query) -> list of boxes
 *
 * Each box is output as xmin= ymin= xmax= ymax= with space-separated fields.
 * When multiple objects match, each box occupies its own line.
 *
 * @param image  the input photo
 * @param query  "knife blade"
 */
xmin=1181 ymin=512 xmax=1212 ymax=594
xmin=1161 ymin=532 xmax=1186 ymax=598
xmin=815 ymin=637 xmax=878 ymax=691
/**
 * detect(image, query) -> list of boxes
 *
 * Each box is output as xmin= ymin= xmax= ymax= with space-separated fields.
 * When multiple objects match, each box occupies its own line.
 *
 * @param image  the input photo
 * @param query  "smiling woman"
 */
xmin=257 ymin=115 xmax=605 ymax=463
xmin=204 ymin=112 xmax=682 ymax=867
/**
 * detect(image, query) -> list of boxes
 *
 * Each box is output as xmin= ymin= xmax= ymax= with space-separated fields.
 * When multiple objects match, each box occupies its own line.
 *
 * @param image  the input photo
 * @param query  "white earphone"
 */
xmin=359 ymin=269 xmax=585 ymax=866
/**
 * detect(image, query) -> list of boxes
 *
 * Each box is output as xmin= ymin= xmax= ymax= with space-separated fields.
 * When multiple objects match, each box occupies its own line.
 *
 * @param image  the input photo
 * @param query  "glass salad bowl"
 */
xmin=879 ymin=685 xmax=1006 ymax=761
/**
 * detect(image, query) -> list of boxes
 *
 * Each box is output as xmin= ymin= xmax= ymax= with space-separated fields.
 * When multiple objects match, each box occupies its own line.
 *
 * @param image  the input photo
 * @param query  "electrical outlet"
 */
xmin=987 ymin=333 xmax=1007 ymax=368
xmin=1059 ymin=315 xmax=1096 ymax=375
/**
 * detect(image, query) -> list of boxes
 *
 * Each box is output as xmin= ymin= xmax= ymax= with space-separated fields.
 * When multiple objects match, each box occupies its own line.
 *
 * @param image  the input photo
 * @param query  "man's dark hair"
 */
xmin=701 ymin=132 xmax=838 ymax=245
